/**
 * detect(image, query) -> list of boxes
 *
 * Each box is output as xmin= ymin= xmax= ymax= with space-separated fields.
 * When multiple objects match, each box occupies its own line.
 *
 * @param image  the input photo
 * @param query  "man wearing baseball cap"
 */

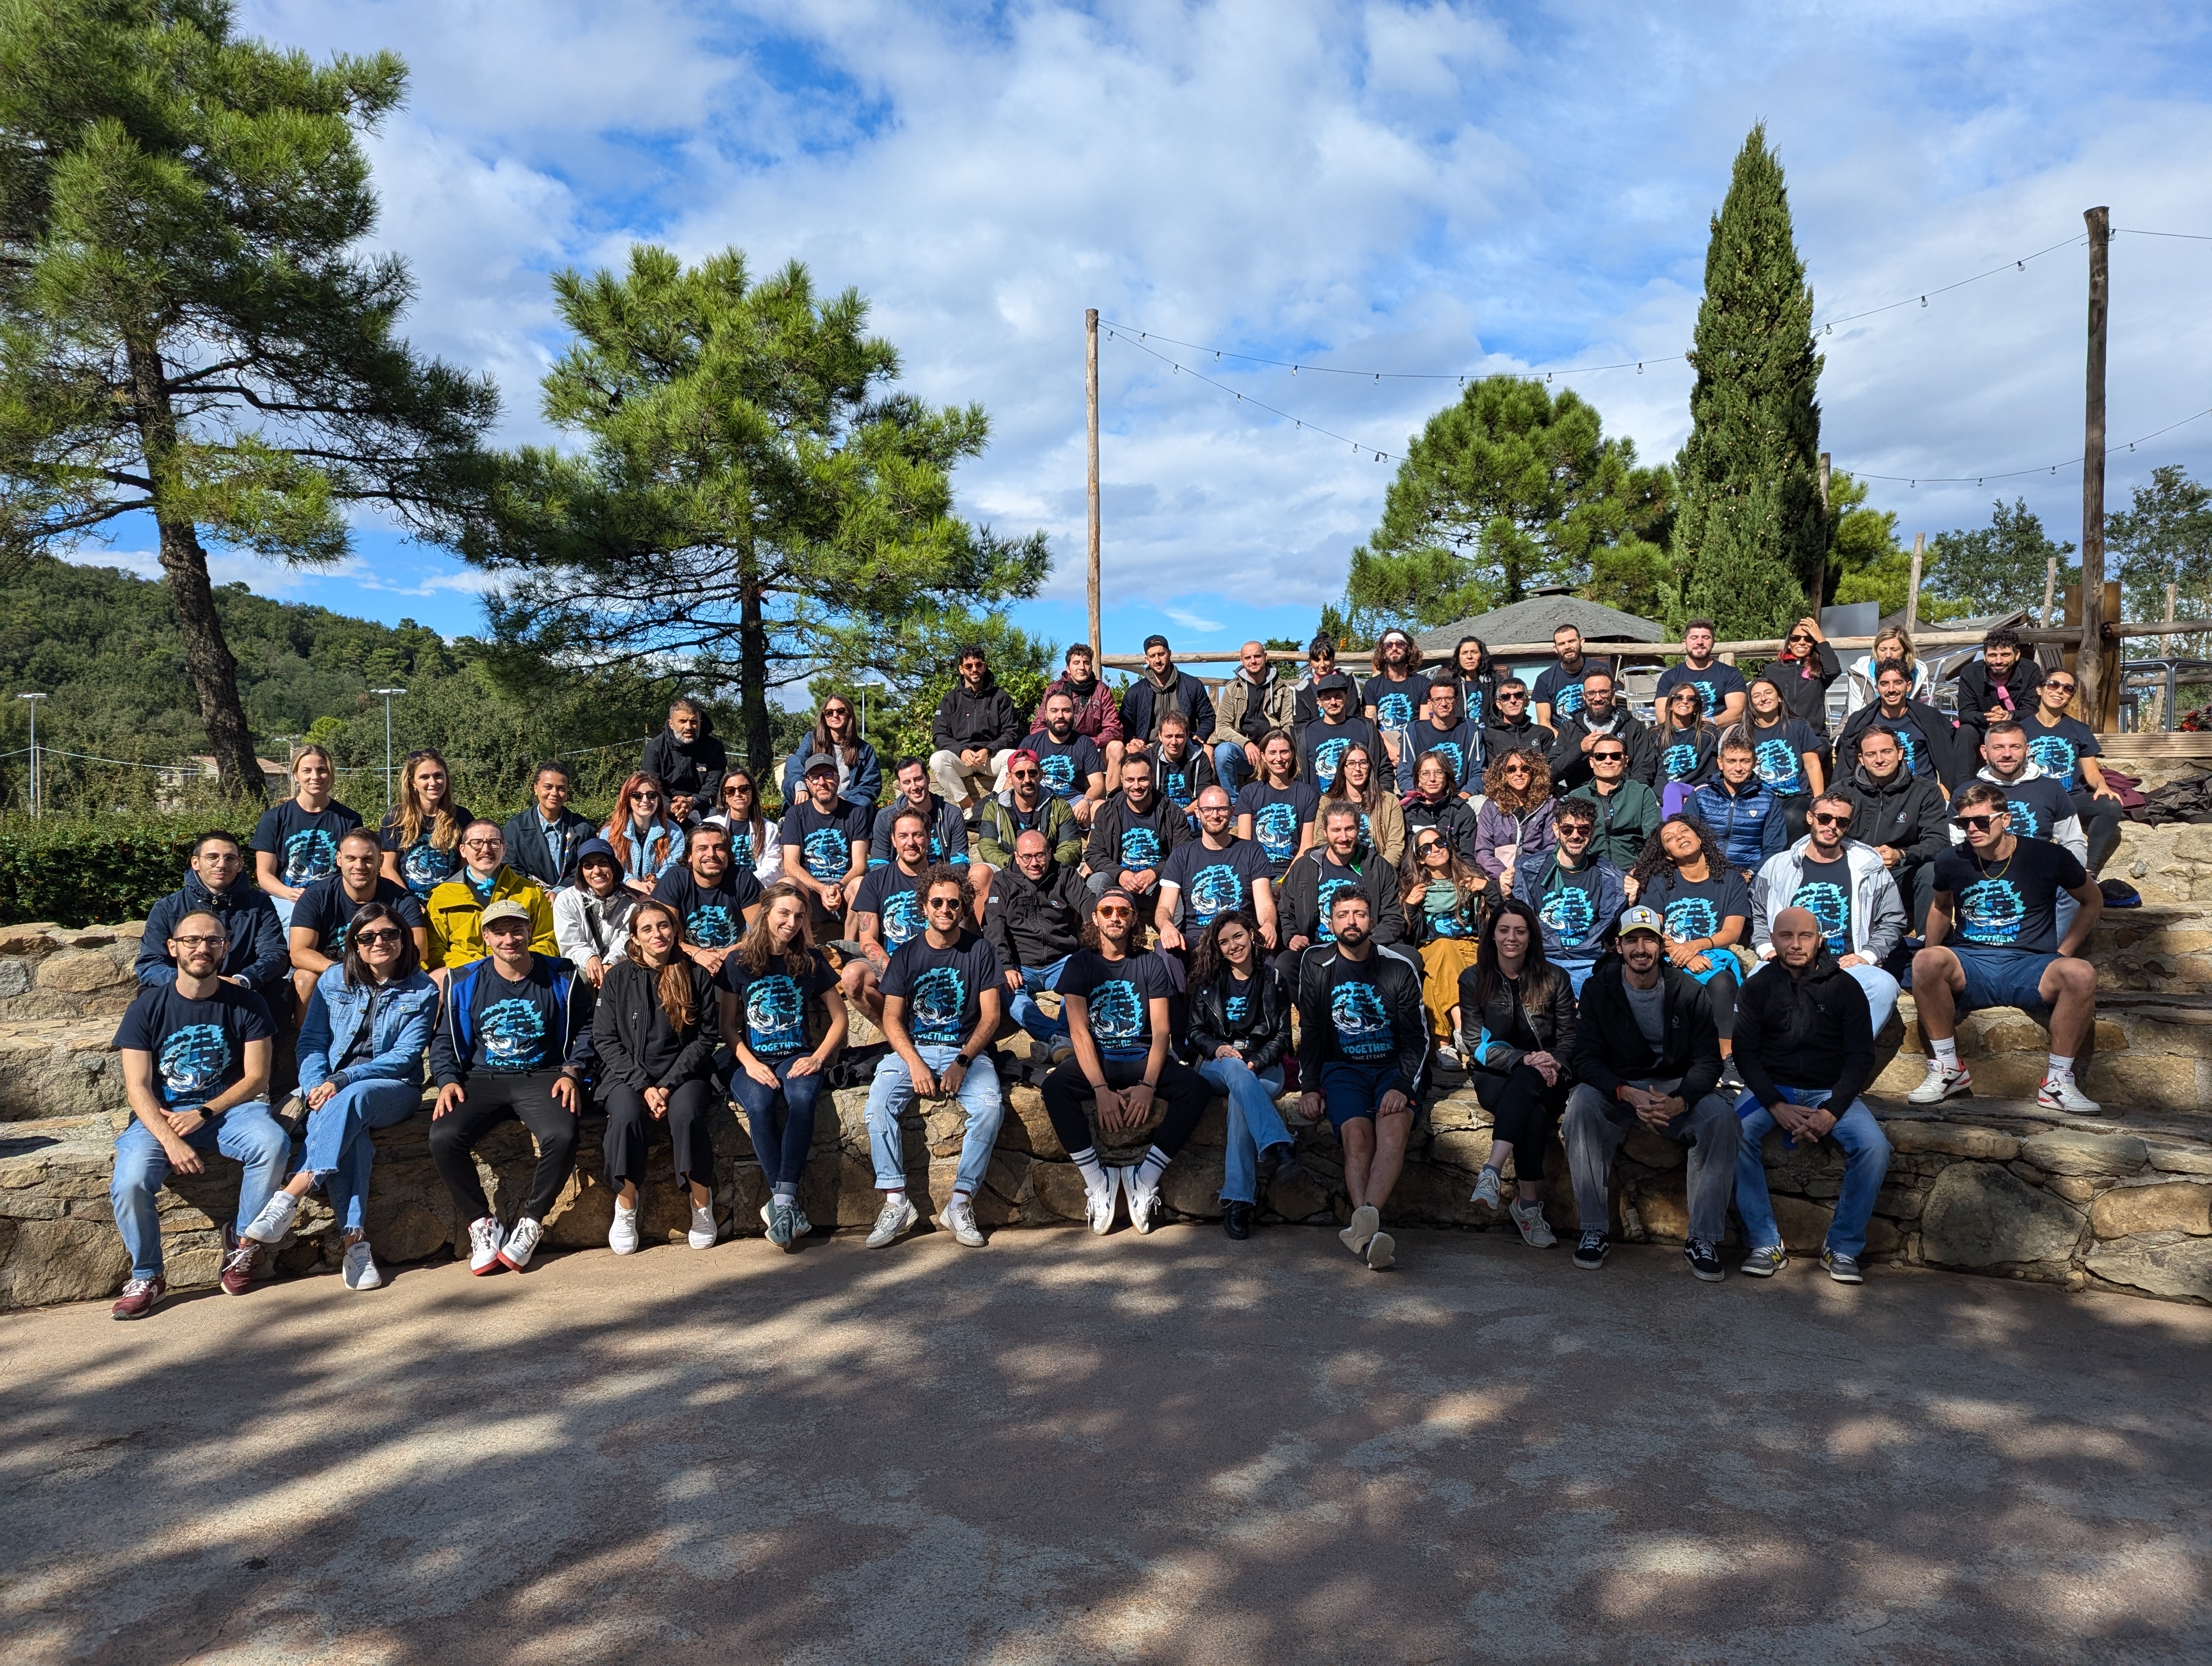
xmin=1561 ymin=904 xmax=1739 ymax=1281
xmin=1297 ymin=671 xmax=1379 ymax=793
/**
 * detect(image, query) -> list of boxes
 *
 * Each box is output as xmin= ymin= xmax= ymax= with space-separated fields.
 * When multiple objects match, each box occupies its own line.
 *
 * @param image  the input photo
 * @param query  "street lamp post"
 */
xmin=17 ymin=693 xmax=46 ymax=818
xmin=370 ymin=688 xmax=407 ymax=810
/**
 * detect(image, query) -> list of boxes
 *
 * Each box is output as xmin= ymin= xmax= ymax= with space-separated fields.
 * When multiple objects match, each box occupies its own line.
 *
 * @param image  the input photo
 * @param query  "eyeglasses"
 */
xmin=1592 ymin=749 xmax=1626 ymax=761
xmin=461 ymin=838 xmax=500 ymax=851
xmin=352 ymin=928 xmax=403 ymax=946
xmin=1810 ymin=811 xmax=1849 ymax=828
xmin=924 ymin=895 xmax=966 ymax=912
xmin=2043 ymin=680 xmax=2075 ymax=693
xmin=1952 ymin=813 xmax=2002 ymax=831
xmin=171 ymin=934 xmax=226 ymax=949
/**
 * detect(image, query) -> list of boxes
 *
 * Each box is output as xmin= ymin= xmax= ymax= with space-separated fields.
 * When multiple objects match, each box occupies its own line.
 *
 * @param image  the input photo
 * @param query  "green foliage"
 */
xmin=2109 ymin=465 xmax=2212 ymax=655
xmin=811 ymin=608 xmax=1056 ymax=785
xmin=1926 ymin=498 xmax=2075 ymax=618
xmin=1673 ymin=124 xmax=1826 ymax=634
xmin=455 ymin=245 xmax=1049 ymax=781
xmin=1343 ymin=379 xmax=1673 ymax=632
xmin=0 ymin=814 xmax=247 ymax=926
xmin=1823 ymin=470 xmax=1971 ymax=620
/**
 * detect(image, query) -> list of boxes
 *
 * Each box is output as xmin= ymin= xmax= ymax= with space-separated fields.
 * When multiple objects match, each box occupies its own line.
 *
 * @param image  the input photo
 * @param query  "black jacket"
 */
xmin=1760 ymin=642 xmax=1842 ymax=731
xmin=1836 ymin=762 xmax=1950 ymax=866
xmin=1570 ymin=959 xmax=1722 ymax=1106
xmin=1293 ymin=945 xmax=1427 ymax=1087
xmin=641 ymin=725 xmax=728 ymax=808
xmin=136 ymin=868 xmax=290 ymax=995
xmin=1837 ymin=698 xmax=1964 ymax=791
xmin=1276 ymin=851 xmax=1406 ymax=946
xmin=933 ymin=674 xmax=1021 ymax=753
xmin=1458 ymin=964 xmax=1578 ymax=1081
xmin=981 ymin=859 xmax=1091 ymax=970
xmin=1952 ymin=657 xmax=2042 ymax=738
xmin=1482 ymin=715 xmax=1557 ymax=758
xmin=1120 ymin=668 xmax=1217 ymax=748
xmin=1733 ymin=946 xmax=1875 ymax=1113
xmin=1402 ymin=795 xmax=1481 ymax=865
xmin=500 ymin=806 xmax=597 ymax=889
xmin=1548 ymin=709 xmax=1660 ymax=791
xmin=1187 ymin=967 xmax=1291 ymax=1074
xmin=590 ymin=958 xmax=723 ymax=1089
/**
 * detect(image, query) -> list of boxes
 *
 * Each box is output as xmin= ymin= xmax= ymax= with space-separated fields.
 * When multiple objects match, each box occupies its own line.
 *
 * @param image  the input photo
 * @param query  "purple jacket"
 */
xmin=1474 ymin=796 xmax=1558 ymax=884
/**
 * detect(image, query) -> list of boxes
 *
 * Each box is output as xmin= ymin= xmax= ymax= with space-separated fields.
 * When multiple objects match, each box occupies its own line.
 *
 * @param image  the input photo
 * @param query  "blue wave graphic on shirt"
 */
xmin=745 ymin=976 xmax=806 ymax=1055
xmin=1330 ymin=980 xmax=1392 ymax=1058
xmin=1539 ymin=883 xmax=1596 ymax=947
xmin=1086 ymin=978 xmax=1145 ymax=1047
xmin=1879 ymin=725 xmax=1922 ymax=774
xmin=909 ymin=966 xmax=969 ymax=1043
xmin=282 ymin=829 xmax=338 ymax=887
xmin=1119 ymin=826 xmax=1161 ymax=869
xmin=1225 ymin=993 xmax=1249 ymax=1025
xmin=400 ymin=838 xmax=458 ymax=897
xmin=686 ymin=904 xmax=736 ymax=948
xmin=1754 ymin=738 xmax=1802 ymax=791
xmin=2002 ymin=798 xmax=2049 ymax=839
xmin=1159 ymin=765 xmax=1194 ymax=807
xmin=880 ymin=888 xmax=923 ymax=946
xmin=2026 ymin=735 xmax=2079 ymax=781
xmin=801 ymin=828 xmax=851 ymax=881
xmin=1315 ymin=876 xmax=1359 ymax=943
xmin=1664 ymin=896 xmax=1721 ymax=941
xmin=1374 ymin=690 xmax=1416 ymax=729
xmin=1186 ymin=863 xmax=1246 ymax=923
xmin=1661 ymin=741 xmax=1700 ymax=782
xmin=1038 ymin=754 xmax=1076 ymax=795
xmin=1791 ymin=880 xmax=1851 ymax=950
xmin=1959 ymin=879 xmax=2028 ymax=945
xmin=157 ymin=1023 xmax=233 ymax=1103
xmin=1553 ymin=683 xmax=1587 ymax=717
xmin=1311 ymin=737 xmax=1352 ymax=787
xmin=1253 ymin=801 xmax=1300 ymax=862
xmin=1428 ymin=741 xmax=1466 ymax=784
xmin=479 ymin=997 xmax=549 ymax=1073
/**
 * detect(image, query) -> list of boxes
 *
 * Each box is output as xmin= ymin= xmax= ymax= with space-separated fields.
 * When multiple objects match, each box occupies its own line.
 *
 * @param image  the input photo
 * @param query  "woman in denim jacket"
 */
xmin=236 ymin=900 xmax=438 ymax=1291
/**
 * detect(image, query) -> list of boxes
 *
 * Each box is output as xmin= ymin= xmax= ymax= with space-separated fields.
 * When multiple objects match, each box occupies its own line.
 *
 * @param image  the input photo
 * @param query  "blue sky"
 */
xmin=73 ymin=2 xmax=2212 ymax=670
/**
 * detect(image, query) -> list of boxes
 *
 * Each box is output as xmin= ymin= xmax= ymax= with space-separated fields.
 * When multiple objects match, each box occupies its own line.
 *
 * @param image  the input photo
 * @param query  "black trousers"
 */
xmin=1473 ymin=1063 xmax=1571 ymax=1182
xmin=2067 ymin=786 xmax=2124 ymax=873
xmin=602 ymin=1078 xmax=717 ymax=1188
xmin=1041 ymin=1055 xmax=1210 ymax=1158
xmin=427 ymin=1071 xmax=584 ymax=1225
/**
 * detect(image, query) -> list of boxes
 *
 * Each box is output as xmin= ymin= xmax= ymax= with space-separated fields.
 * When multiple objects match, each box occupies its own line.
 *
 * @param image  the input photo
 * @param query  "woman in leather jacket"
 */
xmin=1456 ymin=898 xmax=1577 ymax=1250
xmin=1185 ymin=911 xmax=1293 ymax=1240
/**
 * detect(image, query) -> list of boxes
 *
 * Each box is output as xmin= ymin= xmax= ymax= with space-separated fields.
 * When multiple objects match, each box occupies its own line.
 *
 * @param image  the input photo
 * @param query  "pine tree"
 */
xmin=1673 ymin=123 xmax=1825 ymax=637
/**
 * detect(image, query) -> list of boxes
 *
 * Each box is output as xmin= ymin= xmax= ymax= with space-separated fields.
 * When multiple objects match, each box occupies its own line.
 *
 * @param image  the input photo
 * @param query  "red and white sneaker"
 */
xmin=2037 ymin=1075 xmax=2101 ymax=1114
xmin=1907 ymin=1060 xmax=1972 ymax=1105
xmin=219 ymin=1229 xmax=259 ymax=1297
xmin=467 ymin=1215 xmax=506 ymax=1275
xmin=112 ymin=1276 xmax=166 ymax=1320
xmin=497 ymin=1215 xmax=544 ymax=1272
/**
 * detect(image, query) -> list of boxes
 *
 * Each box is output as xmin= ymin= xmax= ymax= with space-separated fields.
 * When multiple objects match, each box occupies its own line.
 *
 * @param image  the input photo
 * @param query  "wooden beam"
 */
xmin=2078 ymin=206 xmax=2112 ymax=727
xmin=1085 ymin=307 xmax=1102 ymax=668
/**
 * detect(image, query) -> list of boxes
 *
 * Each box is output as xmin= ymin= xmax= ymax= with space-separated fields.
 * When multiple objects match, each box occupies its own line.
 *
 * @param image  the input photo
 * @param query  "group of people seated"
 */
xmin=101 ymin=619 xmax=2115 ymax=1318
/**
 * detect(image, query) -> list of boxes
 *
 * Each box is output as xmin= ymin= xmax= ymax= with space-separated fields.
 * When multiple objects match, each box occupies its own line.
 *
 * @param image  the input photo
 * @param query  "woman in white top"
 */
xmin=552 ymin=838 xmax=640 ymax=986
xmin=702 ymin=767 xmax=784 ymax=885
xmin=1842 ymin=625 xmax=1937 ymax=719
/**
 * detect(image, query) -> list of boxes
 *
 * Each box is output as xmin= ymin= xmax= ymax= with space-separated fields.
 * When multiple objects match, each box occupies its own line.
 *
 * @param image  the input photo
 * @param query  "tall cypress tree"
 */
xmin=1673 ymin=124 xmax=1825 ymax=636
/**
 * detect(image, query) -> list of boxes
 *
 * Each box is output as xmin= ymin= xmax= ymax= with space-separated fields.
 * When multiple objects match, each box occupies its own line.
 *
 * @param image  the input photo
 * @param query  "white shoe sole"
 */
xmin=866 ymin=1202 xmax=918 ymax=1248
xmin=1339 ymin=1203 xmax=1379 ymax=1255
xmin=1365 ymin=1231 xmax=1396 ymax=1270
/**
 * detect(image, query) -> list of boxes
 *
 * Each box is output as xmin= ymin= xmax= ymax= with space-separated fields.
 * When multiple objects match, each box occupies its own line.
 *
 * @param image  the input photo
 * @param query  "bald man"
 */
xmin=1729 ymin=906 xmax=1891 ymax=1286
xmin=1210 ymin=639 xmax=1298 ymax=792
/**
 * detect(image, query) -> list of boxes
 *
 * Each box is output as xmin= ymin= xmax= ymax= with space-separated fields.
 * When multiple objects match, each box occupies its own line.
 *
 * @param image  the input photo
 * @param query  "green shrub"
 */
xmin=0 ymin=817 xmax=252 ymax=927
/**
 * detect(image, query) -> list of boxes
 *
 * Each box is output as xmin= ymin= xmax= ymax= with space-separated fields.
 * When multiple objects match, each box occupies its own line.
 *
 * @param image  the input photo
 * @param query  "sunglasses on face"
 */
xmin=1953 ymin=813 xmax=2002 ymax=831
xmin=1810 ymin=811 xmax=1849 ymax=828
xmin=1417 ymin=840 xmax=1443 ymax=855
xmin=1499 ymin=692 xmax=1526 ymax=703
xmin=1095 ymin=904 xmax=1134 ymax=920
xmin=631 ymin=790 xmax=660 ymax=802
xmin=353 ymin=928 xmax=403 ymax=946
xmin=1558 ymin=823 xmax=1592 ymax=837
xmin=1786 ymin=633 xmax=1812 ymax=645
xmin=2043 ymin=681 xmax=2074 ymax=693
xmin=1592 ymin=750 xmax=1625 ymax=761
xmin=924 ymin=895 xmax=966 ymax=912
xmin=1503 ymin=763 xmax=1531 ymax=774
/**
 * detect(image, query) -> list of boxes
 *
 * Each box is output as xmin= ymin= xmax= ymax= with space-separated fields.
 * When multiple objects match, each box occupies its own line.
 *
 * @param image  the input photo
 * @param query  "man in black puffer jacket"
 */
xmin=930 ymin=645 xmax=1022 ymax=813
xmin=982 ymin=829 xmax=1091 ymax=1050
xmin=1834 ymin=726 xmax=1950 ymax=938
xmin=640 ymin=697 xmax=727 ymax=823
xmin=1730 ymin=907 xmax=1888 ymax=1285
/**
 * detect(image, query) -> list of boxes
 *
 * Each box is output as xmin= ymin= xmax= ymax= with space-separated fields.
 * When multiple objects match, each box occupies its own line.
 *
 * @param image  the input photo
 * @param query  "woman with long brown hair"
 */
xmin=603 ymin=772 xmax=686 ymax=896
xmin=703 ymin=767 xmax=783 ymax=883
xmin=1456 ymin=898 xmax=1574 ymax=1248
xmin=1631 ymin=813 xmax=1750 ymax=1081
xmin=777 ymin=693 xmax=884 ymax=810
xmin=252 ymin=742 xmax=362 ymax=926
xmin=722 ymin=882 xmax=847 ymax=1250
xmin=1317 ymin=742 xmax=1405 ymax=867
xmin=1398 ymin=823 xmax=1489 ymax=1059
xmin=1652 ymin=683 xmax=1721 ymax=816
xmin=594 ymin=898 xmax=723 ymax=1253
xmin=379 ymin=748 xmax=474 ymax=900
xmin=1474 ymin=747 xmax=1555 ymax=896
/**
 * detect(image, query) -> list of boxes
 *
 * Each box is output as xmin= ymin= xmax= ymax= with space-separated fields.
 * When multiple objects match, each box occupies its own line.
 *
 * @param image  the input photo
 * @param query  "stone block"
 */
xmin=1160 ymin=1149 xmax=1224 ymax=1219
xmin=1884 ymin=1120 xmax=2021 ymax=1161
xmin=1266 ymin=1163 xmax=1332 ymax=1222
xmin=1864 ymin=1214 xmax=1902 ymax=1259
xmin=2086 ymin=1236 xmax=2212 ymax=1301
xmin=2147 ymin=1142 xmax=2212 ymax=1176
xmin=0 ymin=1212 xmax=131 ymax=1306
xmin=0 ymin=1029 xmax=128 ymax=1122
xmin=998 ymin=1082 xmax=1062 ymax=1159
xmin=1185 ymin=1098 xmax=1229 ymax=1150
xmin=1426 ymin=1090 xmax=1489 ymax=1132
xmin=1628 ymin=1171 xmax=1690 ymax=1244
xmin=1425 ymin=1129 xmax=1494 ymax=1174
xmin=2090 ymin=1182 xmax=2212 ymax=1239
xmin=1768 ymin=1194 xmax=1835 ymax=1251
xmin=803 ymin=1150 xmax=889 ymax=1228
xmin=1919 ymin=1162 xmax=2084 ymax=1268
xmin=0 ymin=959 xmax=29 ymax=999
xmin=2018 ymin=1130 xmax=2150 ymax=1177
xmin=35 ymin=950 xmax=131 ymax=995
xmin=1029 ymin=1159 xmax=1089 ymax=1221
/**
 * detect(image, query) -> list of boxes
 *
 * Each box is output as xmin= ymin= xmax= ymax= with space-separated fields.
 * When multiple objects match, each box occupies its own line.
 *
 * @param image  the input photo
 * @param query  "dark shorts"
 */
xmin=1319 ymin=1059 xmax=1404 ymax=1131
xmin=1952 ymin=945 xmax=2057 ymax=1017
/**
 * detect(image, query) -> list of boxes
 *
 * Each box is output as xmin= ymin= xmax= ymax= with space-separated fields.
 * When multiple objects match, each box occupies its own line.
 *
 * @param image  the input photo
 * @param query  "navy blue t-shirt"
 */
xmin=378 ymin=805 xmax=475 ymax=900
xmin=1655 ymin=662 xmax=1748 ymax=722
xmin=879 ymin=929 xmax=1001 ymax=1049
xmin=1404 ymin=718 xmax=1481 ymax=793
xmin=1150 ymin=747 xmax=1205 ymax=816
xmin=1110 ymin=797 xmax=1181 ymax=876
xmin=1361 ymin=672 xmax=1431 ymax=733
xmin=1300 ymin=716 xmax=1378 ymax=792
xmin=1864 ymin=710 xmax=1944 ymax=781
xmin=114 ymin=982 xmax=274 ymax=1109
xmin=1746 ymin=718 xmax=1822 ymax=797
xmin=1533 ymin=659 xmax=1613 ymax=723
xmin=1787 ymin=847 xmax=1857 ymax=954
xmin=1934 ymin=837 xmax=2086 ymax=957
xmin=290 ymin=876 xmax=425 ymax=957
xmin=651 ymin=865 xmax=764 ymax=950
xmin=1977 ymin=776 xmax=2075 ymax=845
xmin=1655 ymin=727 xmax=1719 ymax=786
xmin=1647 ymin=865 xmax=1753 ymax=947
xmin=1158 ymin=836 xmax=1275 ymax=933
xmin=780 ymin=798 xmax=873 ymax=885
xmin=1238 ymin=780 xmax=1319 ymax=876
xmin=252 ymin=799 xmax=363 ymax=890
xmin=853 ymin=862 xmax=933 ymax=952
xmin=470 ymin=963 xmax=559 ymax=1074
xmin=722 ymin=948 xmax=835 ymax=1060
xmin=2021 ymin=714 xmax=2100 ymax=792
xmin=1317 ymin=952 xmax=1397 ymax=1063
xmin=1060 ymin=947 xmax=1178 ymax=1058
xmin=1024 ymin=731 xmax=1105 ymax=802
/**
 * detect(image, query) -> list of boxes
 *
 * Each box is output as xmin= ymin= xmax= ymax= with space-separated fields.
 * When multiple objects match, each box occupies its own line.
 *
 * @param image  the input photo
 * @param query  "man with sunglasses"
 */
xmin=1519 ymin=799 xmax=1625 ymax=995
xmin=1834 ymin=727 xmax=1949 ymax=936
xmin=1481 ymin=678 xmax=1555 ymax=757
xmin=862 ymin=867 xmax=1006 ymax=1250
xmin=1909 ymin=781 xmax=2104 ymax=1112
xmin=1531 ymin=624 xmax=1611 ymax=732
xmin=1565 ymin=736 xmax=1661 ymax=875
xmin=978 ymin=748 xmax=1082 ymax=907
xmin=1549 ymin=669 xmax=1658 ymax=793
xmin=930 ymin=644 xmax=1024 ymax=817
xmin=425 ymin=821 xmax=557 ymax=972
xmin=1748 ymin=789 xmax=1904 ymax=1035
xmin=2022 ymin=672 xmax=2125 ymax=874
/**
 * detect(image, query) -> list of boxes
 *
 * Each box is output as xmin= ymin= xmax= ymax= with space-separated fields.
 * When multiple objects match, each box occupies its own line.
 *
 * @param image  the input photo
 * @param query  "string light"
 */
xmin=1847 ymin=406 xmax=2212 ymax=486
xmin=1103 ymin=328 xmax=1406 ymax=462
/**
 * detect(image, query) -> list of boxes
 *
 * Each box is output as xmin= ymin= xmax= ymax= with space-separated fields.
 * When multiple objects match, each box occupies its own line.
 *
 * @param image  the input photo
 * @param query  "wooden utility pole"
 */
xmin=1085 ymin=307 xmax=1102 ymax=667
xmin=1905 ymin=533 xmax=1925 ymax=634
xmin=2078 ymin=207 xmax=2111 ymax=728
xmin=2165 ymin=580 xmax=2179 ymax=656
xmin=2041 ymin=555 xmax=2059 ymax=627
xmin=1818 ymin=452 xmax=1831 ymax=513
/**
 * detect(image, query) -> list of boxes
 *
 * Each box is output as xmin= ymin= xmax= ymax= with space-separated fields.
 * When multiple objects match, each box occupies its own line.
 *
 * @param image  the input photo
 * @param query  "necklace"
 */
xmin=1971 ymin=837 xmax=2015 ymax=883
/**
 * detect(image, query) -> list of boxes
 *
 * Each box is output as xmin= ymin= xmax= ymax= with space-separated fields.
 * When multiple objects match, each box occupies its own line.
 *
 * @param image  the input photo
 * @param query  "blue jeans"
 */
xmin=111 ymin=1104 xmax=288 ymax=1279
xmin=1007 ymin=956 xmax=1074 ymax=1043
xmin=1197 ymin=1055 xmax=1286 ymax=1202
xmin=301 ymin=1078 xmax=423 ymax=1235
xmin=729 ymin=1055 xmax=827 ymax=1191
xmin=1558 ymin=957 xmax=1598 ymax=997
xmin=1213 ymin=740 xmax=1252 ymax=792
xmin=1749 ymin=958 xmax=1899 ymax=1035
xmin=865 ymin=1045 xmax=1005 ymax=1199
xmin=1733 ymin=1087 xmax=1893 ymax=1259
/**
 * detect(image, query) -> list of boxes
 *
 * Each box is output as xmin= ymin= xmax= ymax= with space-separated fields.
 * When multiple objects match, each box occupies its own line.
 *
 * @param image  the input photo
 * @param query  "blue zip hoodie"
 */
xmin=428 ymin=952 xmax=596 ymax=1087
xmin=136 ymin=867 xmax=290 ymax=995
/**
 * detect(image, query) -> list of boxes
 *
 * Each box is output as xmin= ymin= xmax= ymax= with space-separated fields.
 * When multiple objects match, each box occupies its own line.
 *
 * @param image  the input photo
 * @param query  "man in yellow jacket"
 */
xmin=426 ymin=820 xmax=557 ymax=972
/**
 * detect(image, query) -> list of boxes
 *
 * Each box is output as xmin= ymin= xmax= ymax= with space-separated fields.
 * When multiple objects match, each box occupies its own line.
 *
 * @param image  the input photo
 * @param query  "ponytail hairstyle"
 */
xmin=627 ymin=898 xmax=696 ymax=1033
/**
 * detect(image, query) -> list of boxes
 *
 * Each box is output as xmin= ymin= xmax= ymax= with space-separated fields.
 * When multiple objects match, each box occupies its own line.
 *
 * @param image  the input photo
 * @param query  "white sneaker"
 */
xmin=241 ymin=1189 xmax=300 ymax=1245
xmin=467 ymin=1215 xmax=506 ymax=1276
xmin=1124 ymin=1167 xmax=1161 ymax=1235
xmin=1339 ymin=1203 xmax=1379 ymax=1257
xmin=341 ymin=1237 xmax=381 ymax=1291
xmin=608 ymin=1197 xmax=640 ymax=1255
xmin=1365 ymin=1229 xmax=1397 ymax=1271
xmin=1084 ymin=1170 xmax=1120 ymax=1235
xmin=2037 ymin=1075 xmax=2101 ymax=1114
xmin=761 ymin=1201 xmax=775 ymax=1230
xmin=1469 ymin=1168 xmax=1503 ymax=1210
xmin=1907 ymin=1060 xmax=1973 ymax=1104
xmin=497 ymin=1215 xmax=543 ymax=1272
xmin=1509 ymin=1197 xmax=1556 ymax=1248
xmin=687 ymin=1203 xmax=717 ymax=1250
xmin=866 ymin=1195 xmax=918 ymax=1248
xmin=945 ymin=1196 xmax=987 ymax=1247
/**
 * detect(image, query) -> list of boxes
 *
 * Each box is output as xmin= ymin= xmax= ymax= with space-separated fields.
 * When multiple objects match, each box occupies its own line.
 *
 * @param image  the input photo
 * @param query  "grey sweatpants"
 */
xmin=1564 ymin=1077 xmax=1739 ymax=1245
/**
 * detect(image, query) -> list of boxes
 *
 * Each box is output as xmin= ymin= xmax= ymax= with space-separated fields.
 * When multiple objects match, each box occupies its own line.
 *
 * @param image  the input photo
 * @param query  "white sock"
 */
xmin=2047 ymin=1054 xmax=2075 ymax=1082
xmin=1931 ymin=1039 xmax=1959 ymax=1068
xmin=772 ymin=1184 xmax=799 ymax=1205
xmin=1136 ymin=1145 xmax=1171 ymax=1188
xmin=883 ymin=1188 xmax=906 ymax=1209
xmin=1070 ymin=1148 xmax=1107 ymax=1190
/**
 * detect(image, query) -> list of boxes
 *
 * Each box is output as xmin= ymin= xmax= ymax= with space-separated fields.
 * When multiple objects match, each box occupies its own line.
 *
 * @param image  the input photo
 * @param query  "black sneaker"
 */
xmin=1573 ymin=1230 xmax=1609 ymax=1270
xmin=1222 ymin=1200 xmax=1253 ymax=1240
xmin=1684 ymin=1238 xmax=1725 ymax=1283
